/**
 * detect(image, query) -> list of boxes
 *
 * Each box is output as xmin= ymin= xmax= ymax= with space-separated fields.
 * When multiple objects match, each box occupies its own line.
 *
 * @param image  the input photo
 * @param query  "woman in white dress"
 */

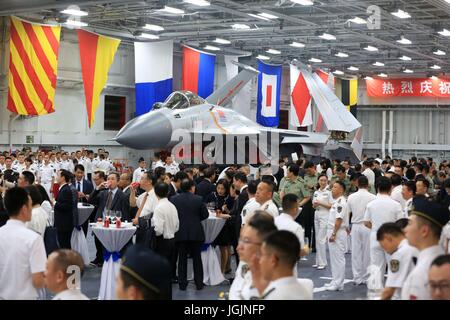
xmin=312 ymin=174 xmax=333 ymax=269
xmin=25 ymin=185 xmax=49 ymax=237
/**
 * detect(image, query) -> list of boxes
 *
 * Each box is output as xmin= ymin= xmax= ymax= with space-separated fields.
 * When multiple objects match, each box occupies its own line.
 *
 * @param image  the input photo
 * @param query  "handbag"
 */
xmin=43 ymin=212 xmax=59 ymax=256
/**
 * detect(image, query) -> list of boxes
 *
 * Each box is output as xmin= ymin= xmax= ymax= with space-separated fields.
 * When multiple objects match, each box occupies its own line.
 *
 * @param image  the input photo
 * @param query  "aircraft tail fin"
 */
xmin=205 ymin=61 xmax=258 ymax=107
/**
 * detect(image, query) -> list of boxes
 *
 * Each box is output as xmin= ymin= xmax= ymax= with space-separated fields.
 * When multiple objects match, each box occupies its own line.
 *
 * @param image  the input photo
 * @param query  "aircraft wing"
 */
xmin=296 ymin=64 xmax=361 ymax=133
xmin=205 ymin=62 xmax=259 ymax=107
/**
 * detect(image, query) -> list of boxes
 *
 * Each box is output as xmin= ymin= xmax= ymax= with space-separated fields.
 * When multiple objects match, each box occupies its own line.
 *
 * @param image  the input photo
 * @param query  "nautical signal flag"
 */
xmin=7 ymin=16 xmax=61 ymax=116
xmin=257 ymin=61 xmax=282 ymax=127
xmin=290 ymin=64 xmax=312 ymax=127
xmin=135 ymin=40 xmax=173 ymax=116
xmin=77 ymin=29 xmax=120 ymax=128
xmin=182 ymin=46 xmax=216 ymax=98
xmin=335 ymin=78 xmax=358 ymax=118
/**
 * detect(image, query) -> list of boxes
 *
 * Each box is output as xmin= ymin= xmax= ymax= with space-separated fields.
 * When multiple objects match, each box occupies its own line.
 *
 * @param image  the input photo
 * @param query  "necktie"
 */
xmin=106 ymin=191 xmax=113 ymax=211
xmin=77 ymin=182 xmax=81 ymax=192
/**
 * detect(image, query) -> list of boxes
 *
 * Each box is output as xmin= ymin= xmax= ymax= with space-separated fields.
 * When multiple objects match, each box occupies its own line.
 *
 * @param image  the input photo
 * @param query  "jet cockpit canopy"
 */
xmin=152 ymin=91 xmax=205 ymax=110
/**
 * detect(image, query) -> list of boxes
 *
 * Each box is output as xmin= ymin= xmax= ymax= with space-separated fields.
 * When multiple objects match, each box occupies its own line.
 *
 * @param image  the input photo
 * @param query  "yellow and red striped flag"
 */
xmin=8 ymin=16 xmax=61 ymax=115
xmin=77 ymin=29 xmax=120 ymax=128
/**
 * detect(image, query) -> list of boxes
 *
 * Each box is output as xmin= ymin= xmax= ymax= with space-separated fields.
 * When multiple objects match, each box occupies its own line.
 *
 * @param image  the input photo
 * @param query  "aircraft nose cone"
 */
xmin=115 ymin=111 xmax=173 ymax=150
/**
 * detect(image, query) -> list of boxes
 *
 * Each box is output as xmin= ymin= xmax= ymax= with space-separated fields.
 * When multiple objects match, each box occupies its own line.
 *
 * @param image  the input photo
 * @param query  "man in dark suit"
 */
xmin=96 ymin=172 xmax=130 ymax=222
xmin=89 ymin=170 xmax=107 ymax=266
xmin=231 ymin=171 xmax=249 ymax=266
xmin=72 ymin=164 xmax=94 ymax=235
xmin=196 ymin=166 xmax=216 ymax=201
xmin=168 ymin=171 xmax=188 ymax=200
xmin=54 ymin=169 xmax=75 ymax=249
xmin=170 ymin=179 xmax=209 ymax=291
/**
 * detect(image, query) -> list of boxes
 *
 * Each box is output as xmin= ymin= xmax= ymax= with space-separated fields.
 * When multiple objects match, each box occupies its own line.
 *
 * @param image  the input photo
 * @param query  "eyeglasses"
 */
xmin=426 ymin=282 xmax=450 ymax=293
xmin=238 ymin=238 xmax=262 ymax=246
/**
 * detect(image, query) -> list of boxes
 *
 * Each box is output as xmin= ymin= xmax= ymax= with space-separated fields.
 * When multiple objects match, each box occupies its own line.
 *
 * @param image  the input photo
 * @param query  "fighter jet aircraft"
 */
xmin=114 ymin=62 xmax=362 ymax=163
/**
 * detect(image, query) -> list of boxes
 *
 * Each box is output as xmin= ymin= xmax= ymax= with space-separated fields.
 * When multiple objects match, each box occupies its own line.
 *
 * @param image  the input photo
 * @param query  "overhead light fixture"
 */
xmin=430 ymin=64 xmax=441 ymax=70
xmin=290 ymin=0 xmax=314 ymax=5
xmin=65 ymin=19 xmax=88 ymax=27
xmin=433 ymin=49 xmax=446 ymax=56
xmin=397 ymin=36 xmax=412 ymax=45
xmin=364 ymin=76 xmax=373 ymax=80
xmin=183 ymin=0 xmax=210 ymax=6
xmin=139 ymin=33 xmax=160 ymax=40
xmin=290 ymin=41 xmax=305 ymax=48
xmin=378 ymin=73 xmax=388 ymax=78
xmin=333 ymin=70 xmax=344 ymax=75
xmin=309 ymin=57 xmax=322 ymax=63
xmin=61 ymin=8 xmax=88 ymax=16
xmin=257 ymin=54 xmax=270 ymax=60
xmin=391 ymin=9 xmax=411 ymax=19
xmin=438 ymin=28 xmax=450 ymax=37
xmin=364 ymin=45 xmax=378 ymax=52
xmin=373 ymin=61 xmax=385 ymax=67
xmin=204 ymin=45 xmax=220 ymax=51
xmin=335 ymin=52 xmax=349 ymax=58
xmin=399 ymin=55 xmax=412 ymax=61
xmin=214 ymin=38 xmax=231 ymax=44
xmin=347 ymin=66 xmax=359 ymax=71
xmin=266 ymin=48 xmax=281 ymax=54
xmin=319 ymin=32 xmax=336 ymax=40
xmin=403 ymin=68 xmax=414 ymax=73
xmin=158 ymin=6 xmax=185 ymax=14
xmin=258 ymin=12 xmax=279 ymax=19
xmin=143 ymin=24 xmax=164 ymax=31
xmin=348 ymin=17 xmax=367 ymax=24
xmin=248 ymin=13 xmax=270 ymax=21
xmin=232 ymin=23 xmax=251 ymax=30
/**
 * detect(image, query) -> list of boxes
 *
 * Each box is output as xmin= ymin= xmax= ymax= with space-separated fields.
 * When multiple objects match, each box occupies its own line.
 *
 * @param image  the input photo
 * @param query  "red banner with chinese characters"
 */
xmin=366 ymin=77 xmax=450 ymax=98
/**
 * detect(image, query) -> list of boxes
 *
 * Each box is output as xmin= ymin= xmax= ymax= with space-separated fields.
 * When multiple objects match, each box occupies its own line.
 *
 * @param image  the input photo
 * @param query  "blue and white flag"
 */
xmin=256 ymin=61 xmax=282 ymax=127
xmin=134 ymin=40 xmax=173 ymax=116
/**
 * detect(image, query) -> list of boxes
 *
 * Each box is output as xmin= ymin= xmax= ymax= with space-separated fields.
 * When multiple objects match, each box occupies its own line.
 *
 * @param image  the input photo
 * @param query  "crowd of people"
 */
xmin=0 ymin=147 xmax=449 ymax=300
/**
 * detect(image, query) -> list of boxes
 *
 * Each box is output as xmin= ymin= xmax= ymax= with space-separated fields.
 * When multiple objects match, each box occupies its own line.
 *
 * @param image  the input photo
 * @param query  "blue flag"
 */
xmin=256 ymin=61 xmax=282 ymax=127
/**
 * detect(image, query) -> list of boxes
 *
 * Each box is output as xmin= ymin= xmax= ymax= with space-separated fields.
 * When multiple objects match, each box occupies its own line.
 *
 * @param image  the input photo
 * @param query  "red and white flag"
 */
xmin=290 ymin=64 xmax=313 ymax=127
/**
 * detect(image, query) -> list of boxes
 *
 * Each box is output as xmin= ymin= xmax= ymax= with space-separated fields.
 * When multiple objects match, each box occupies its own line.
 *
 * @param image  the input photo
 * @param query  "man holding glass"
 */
xmin=96 ymin=172 xmax=130 ymax=222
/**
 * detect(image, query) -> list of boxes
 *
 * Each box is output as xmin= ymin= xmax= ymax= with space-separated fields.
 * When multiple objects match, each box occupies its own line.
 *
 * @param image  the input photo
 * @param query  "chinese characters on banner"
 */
xmin=366 ymin=78 xmax=450 ymax=98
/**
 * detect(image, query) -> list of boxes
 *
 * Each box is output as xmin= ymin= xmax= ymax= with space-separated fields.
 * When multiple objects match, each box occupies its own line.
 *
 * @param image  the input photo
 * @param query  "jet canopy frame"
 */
xmin=153 ymin=91 xmax=206 ymax=110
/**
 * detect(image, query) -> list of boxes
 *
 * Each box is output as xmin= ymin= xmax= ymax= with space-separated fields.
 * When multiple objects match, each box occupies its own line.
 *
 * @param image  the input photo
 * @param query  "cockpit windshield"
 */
xmin=153 ymin=91 xmax=205 ymax=110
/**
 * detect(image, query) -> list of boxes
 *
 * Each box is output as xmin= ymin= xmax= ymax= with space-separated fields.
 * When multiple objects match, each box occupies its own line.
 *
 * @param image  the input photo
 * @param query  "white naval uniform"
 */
xmin=404 ymin=198 xmax=413 ymax=218
xmin=96 ymin=159 xmax=115 ymax=175
xmin=13 ymin=162 xmax=26 ymax=173
xmin=38 ymin=163 xmax=56 ymax=198
xmin=385 ymin=239 xmax=418 ymax=300
xmin=241 ymin=198 xmax=261 ymax=225
xmin=59 ymin=160 xmax=74 ymax=172
xmin=52 ymin=289 xmax=89 ymax=300
xmin=362 ymin=168 xmax=375 ymax=187
xmin=163 ymin=162 xmax=180 ymax=175
xmin=401 ymin=245 xmax=444 ymax=300
xmin=313 ymin=186 xmax=333 ymax=267
xmin=327 ymin=196 xmax=348 ymax=289
xmin=345 ymin=188 xmax=376 ymax=284
xmin=258 ymin=199 xmax=279 ymax=218
xmin=0 ymin=219 xmax=47 ymax=300
xmin=133 ymin=167 xmax=146 ymax=183
xmin=152 ymin=160 xmax=164 ymax=170
xmin=50 ymin=160 xmax=60 ymax=172
xmin=84 ymin=158 xmax=93 ymax=179
xmin=275 ymin=213 xmax=305 ymax=248
xmin=364 ymin=194 xmax=403 ymax=278
xmin=261 ymin=276 xmax=313 ymax=300
xmin=228 ymin=262 xmax=258 ymax=300
xmin=439 ymin=222 xmax=450 ymax=253
xmin=390 ymin=185 xmax=406 ymax=210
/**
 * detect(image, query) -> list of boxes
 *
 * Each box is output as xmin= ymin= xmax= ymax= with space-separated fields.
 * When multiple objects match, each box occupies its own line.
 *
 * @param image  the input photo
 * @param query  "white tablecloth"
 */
xmin=71 ymin=203 xmax=95 ymax=266
xmin=201 ymin=215 xmax=226 ymax=285
xmin=92 ymin=225 xmax=136 ymax=300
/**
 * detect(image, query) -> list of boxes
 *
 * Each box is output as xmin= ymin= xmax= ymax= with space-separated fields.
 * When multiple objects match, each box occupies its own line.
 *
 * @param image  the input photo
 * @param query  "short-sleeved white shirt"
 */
xmin=0 ymin=219 xmax=47 ymax=300
xmin=345 ymin=189 xmax=376 ymax=224
xmin=327 ymin=196 xmax=348 ymax=230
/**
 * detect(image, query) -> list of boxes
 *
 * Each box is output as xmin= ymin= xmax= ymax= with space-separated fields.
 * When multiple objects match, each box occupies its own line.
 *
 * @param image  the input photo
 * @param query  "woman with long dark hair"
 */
xmin=205 ymin=179 xmax=235 ymax=274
